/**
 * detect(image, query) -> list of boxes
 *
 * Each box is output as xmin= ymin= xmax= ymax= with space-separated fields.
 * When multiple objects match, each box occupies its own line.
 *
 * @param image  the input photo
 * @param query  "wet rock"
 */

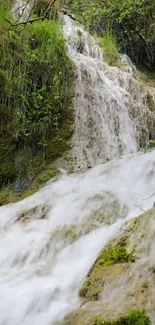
xmin=50 ymin=192 xmax=127 ymax=248
xmin=17 ymin=204 xmax=50 ymax=224
xmin=61 ymin=208 xmax=155 ymax=324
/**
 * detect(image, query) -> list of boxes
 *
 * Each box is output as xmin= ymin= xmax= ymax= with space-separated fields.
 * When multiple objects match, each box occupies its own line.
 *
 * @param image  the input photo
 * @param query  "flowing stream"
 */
xmin=0 ymin=14 xmax=155 ymax=325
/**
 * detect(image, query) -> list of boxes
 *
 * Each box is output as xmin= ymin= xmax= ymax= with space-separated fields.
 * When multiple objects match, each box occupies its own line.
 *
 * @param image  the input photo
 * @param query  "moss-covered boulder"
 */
xmin=76 ymin=209 xmax=155 ymax=320
xmin=79 ymin=244 xmax=135 ymax=303
xmin=58 ymin=208 xmax=155 ymax=325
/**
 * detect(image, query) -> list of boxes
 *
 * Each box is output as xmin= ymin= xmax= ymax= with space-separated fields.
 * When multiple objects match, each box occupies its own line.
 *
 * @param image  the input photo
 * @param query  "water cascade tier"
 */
xmin=63 ymin=15 xmax=155 ymax=171
xmin=0 ymin=13 xmax=155 ymax=325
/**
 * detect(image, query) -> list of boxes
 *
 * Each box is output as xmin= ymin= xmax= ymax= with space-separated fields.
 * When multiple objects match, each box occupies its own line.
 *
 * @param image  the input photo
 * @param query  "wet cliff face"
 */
xmin=62 ymin=16 xmax=155 ymax=172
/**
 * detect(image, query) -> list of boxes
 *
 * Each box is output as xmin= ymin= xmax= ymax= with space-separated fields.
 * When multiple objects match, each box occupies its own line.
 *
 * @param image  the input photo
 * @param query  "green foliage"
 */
xmin=0 ymin=1 xmax=12 ymax=24
xmin=105 ymin=0 xmax=155 ymax=70
xmin=99 ymin=34 xmax=120 ymax=66
xmin=97 ymin=245 xmax=135 ymax=267
xmin=149 ymin=140 xmax=155 ymax=148
xmin=0 ymin=16 xmax=74 ymax=193
xmin=91 ymin=309 xmax=151 ymax=325
xmin=62 ymin=0 xmax=155 ymax=70
xmin=79 ymin=245 xmax=135 ymax=301
xmin=33 ymin=0 xmax=59 ymax=19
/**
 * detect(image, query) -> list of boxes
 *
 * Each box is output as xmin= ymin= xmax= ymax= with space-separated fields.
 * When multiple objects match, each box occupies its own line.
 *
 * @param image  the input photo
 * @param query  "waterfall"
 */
xmin=63 ymin=15 xmax=155 ymax=171
xmin=0 ymin=13 xmax=155 ymax=325
xmin=12 ymin=0 xmax=30 ymax=20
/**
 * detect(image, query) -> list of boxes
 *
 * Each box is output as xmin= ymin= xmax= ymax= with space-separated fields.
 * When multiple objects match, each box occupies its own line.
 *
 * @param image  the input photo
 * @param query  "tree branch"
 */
xmin=142 ymin=191 xmax=155 ymax=201
xmin=5 ymin=0 xmax=57 ymax=28
xmin=59 ymin=8 xmax=76 ymax=21
xmin=133 ymin=204 xmax=145 ymax=212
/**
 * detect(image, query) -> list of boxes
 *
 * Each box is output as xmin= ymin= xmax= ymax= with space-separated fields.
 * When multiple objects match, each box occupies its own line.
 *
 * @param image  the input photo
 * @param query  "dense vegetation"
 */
xmin=62 ymin=0 xmax=155 ymax=71
xmin=0 ymin=1 xmax=74 ymax=202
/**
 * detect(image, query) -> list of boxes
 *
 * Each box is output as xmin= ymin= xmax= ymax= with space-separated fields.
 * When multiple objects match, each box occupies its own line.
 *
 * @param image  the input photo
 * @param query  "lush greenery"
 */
xmin=79 ymin=244 xmax=135 ymax=302
xmin=98 ymin=33 xmax=120 ymax=67
xmin=92 ymin=310 xmax=151 ymax=325
xmin=62 ymin=0 xmax=155 ymax=71
xmin=0 ymin=3 xmax=74 ymax=202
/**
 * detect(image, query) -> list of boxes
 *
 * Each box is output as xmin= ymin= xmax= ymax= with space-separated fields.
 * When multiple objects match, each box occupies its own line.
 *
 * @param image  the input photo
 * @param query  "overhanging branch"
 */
xmin=5 ymin=0 xmax=57 ymax=28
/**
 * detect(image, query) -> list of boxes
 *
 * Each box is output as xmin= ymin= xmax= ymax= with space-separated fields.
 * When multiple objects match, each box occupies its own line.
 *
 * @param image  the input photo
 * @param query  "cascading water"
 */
xmin=63 ymin=15 xmax=155 ymax=170
xmin=0 ymin=14 xmax=155 ymax=325
xmin=12 ymin=0 xmax=30 ymax=20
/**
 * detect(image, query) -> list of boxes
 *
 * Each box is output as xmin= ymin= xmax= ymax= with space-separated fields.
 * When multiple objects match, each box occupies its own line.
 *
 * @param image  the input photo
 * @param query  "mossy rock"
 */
xmin=79 ymin=244 xmax=135 ymax=302
xmin=91 ymin=309 xmax=151 ymax=325
xmin=59 ymin=209 xmax=155 ymax=325
xmin=62 ymin=309 xmax=151 ymax=325
xmin=17 ymin=204 xmax=50 ymax=224
xmin=45 ymin=123 xmax=74 ymax=161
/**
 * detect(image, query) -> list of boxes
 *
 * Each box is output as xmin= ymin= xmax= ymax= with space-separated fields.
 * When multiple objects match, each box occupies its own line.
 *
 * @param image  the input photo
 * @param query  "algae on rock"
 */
xmin=61 ymin=308 xmax=151 ymax=325
xmin=74 ymin=209 xmax=155 ymax=323
xmin=79 ymin=244 xmax=135 ymax=302
xmin=60 ymin=209 xmax=155 ymax=325
xmin=91 ymin=309 xmax=151 ymax=325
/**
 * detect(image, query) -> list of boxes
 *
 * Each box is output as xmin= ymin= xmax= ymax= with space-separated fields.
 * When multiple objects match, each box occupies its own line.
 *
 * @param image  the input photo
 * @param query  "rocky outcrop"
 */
xmin=60 ymin=208 xmax=155 ymax=324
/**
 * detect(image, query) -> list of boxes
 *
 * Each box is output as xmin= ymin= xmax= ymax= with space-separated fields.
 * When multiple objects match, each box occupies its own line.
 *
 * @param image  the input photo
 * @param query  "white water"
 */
xmin=63 ymin=15 xmax=155 ymax=171
xmin=1 ymin=150 xmax=155 ymax=324
xmin=1 ymin=13 xmax=155 ymax=325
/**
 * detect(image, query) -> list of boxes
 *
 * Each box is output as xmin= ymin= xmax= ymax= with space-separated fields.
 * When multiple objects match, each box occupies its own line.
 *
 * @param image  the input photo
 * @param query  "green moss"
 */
xmin=79 ymin=245 xmax=135 ymax=302
xmin=148 ymin=140 xmax=155 ymax=148
xmin=91 ymin=309 xmax=151 ymax=325
xmin=99 ymin=34 xmax=120 ymax=67
xmin=130 ymin=217 xmax=141 ymax=232
xmin=97 ymin=245 xmax=135 ymax=266
xmin=45 ymin=123 xmax=74 ymax=161
xmin=61 ymin=308 xmax=151 ymax=325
